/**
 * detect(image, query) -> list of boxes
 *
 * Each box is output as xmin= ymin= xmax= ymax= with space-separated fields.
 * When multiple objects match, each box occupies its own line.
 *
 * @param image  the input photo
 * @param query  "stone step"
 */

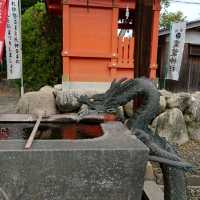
xmin=144 ymin=181 xmax=164 ymax=200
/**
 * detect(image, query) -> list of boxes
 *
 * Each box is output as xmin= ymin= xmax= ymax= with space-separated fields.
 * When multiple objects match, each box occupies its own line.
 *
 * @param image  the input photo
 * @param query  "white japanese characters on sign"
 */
xmin=166 ymin=22 xmax=186 ymax=81
xmin=5 ymin=0 xmax=22 ymax=79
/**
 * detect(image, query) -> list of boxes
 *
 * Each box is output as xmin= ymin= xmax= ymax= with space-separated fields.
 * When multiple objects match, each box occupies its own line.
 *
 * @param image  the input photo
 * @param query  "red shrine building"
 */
xmin=45 ymin=0 xmax=161 ymax=89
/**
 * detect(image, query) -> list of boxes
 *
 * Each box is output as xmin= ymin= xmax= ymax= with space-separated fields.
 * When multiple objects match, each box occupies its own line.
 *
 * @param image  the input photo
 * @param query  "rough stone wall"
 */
xmin=16 ymin=85 xmax=200 ymax=144
xmin=150 ymin=90 xmax=200 ymax=145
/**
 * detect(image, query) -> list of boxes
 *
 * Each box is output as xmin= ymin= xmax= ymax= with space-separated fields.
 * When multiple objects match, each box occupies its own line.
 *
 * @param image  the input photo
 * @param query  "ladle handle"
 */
xmin=25 ymin=114 xmax=42 ymax=149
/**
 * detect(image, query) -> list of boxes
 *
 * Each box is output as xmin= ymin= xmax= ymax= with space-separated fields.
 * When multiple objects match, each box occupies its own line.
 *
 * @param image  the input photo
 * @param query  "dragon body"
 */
xmin=78 ymin=77 xmax=192 ymax=200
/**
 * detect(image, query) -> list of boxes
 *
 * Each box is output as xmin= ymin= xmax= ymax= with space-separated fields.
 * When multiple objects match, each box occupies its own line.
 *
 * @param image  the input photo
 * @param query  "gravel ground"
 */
xmin=178 ymin=140 xmax=200 ymax=176
xmin=153 ymin=140 xmax=200 ymax=199
xmin=0 ymin=81 xmax=19 ymax=113
xmin=0 ymin=96 xmax=18 ymax=114
xmin=178 ymin=141 xmax=200 ymax=200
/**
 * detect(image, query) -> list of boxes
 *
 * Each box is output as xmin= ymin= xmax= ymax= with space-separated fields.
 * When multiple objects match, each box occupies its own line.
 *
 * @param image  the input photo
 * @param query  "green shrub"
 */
xmin=21 ymin=2 xmax=62 ymax=91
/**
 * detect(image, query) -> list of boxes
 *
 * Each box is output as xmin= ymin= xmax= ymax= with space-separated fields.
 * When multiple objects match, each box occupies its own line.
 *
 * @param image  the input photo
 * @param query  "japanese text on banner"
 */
xmin=5 ymin=0 xmax=22 ymax=79
xmin=166 ymin=22 xmax=186 ymax=81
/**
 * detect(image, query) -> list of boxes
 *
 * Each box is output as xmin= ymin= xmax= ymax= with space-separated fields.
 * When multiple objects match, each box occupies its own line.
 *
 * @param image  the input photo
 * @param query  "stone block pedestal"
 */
xmin=0 ymin=122 xmax=148 ymax=200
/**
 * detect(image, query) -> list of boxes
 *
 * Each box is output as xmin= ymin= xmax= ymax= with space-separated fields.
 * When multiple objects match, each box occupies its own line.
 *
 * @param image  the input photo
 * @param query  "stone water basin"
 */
xmin=0 ymin=114 xmax=148 ymax=200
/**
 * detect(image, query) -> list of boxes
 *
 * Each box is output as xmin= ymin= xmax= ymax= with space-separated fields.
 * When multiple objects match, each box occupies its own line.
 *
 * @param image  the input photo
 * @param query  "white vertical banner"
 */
xmin=5 ymin=0 xmax=22 ymax=79
xmin=166 ymin=21 xmax=186 ymax=81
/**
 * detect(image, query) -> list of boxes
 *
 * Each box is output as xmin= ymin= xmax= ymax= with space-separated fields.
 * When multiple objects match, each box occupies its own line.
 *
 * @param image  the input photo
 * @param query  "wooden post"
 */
xmin=62 ymin=3 xmax=70 ymax=82
xmin=110 ymin=7 xmax=119 ymax=80
xmin=134 ymin=0 xmax=153 ymax=78
xmin=149 ymin=0 xmax=161 ymax=80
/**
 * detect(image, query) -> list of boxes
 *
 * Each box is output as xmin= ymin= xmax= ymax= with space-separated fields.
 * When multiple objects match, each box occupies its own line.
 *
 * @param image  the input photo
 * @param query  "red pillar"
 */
xmin=149 ymin=0 xmax=161 ymax=80
xmin=110 ymin=7 xmax=119 ymax=80
xmin=62 ymin=3 xmax=70 ymax=82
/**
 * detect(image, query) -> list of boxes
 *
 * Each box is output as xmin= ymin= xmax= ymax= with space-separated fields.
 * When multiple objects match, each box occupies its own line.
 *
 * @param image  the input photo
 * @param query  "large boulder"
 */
xmin=54 ymin=86 xmax=105 ymax=113
xmin=151 ymin=108 xmax=189 ymax=145
xmin=54 ymin=89 xmax=81 ymax=113
xmin=184 ymin=93 xmax=200 ymax=141
xmin=16 ymin=86 xmax=57 ymax=116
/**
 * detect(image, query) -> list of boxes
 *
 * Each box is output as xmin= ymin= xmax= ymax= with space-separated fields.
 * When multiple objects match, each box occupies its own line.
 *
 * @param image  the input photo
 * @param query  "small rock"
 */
xmin=185 ymin=95 xmax=200 ymax=122
xmin=145 ymin=162 xmax=155 ymax=181
xmin=118 ymin=106 xmax=125 ymax=121
xmin=187 ymin=122 xmax=200 ymax=141
xmin=151 ymin=108 xmax=189 ymax=145
xmin=159 ymin=89 xmax=172 ymax=99
xmin=166 ymin=92 xmax=191 ymax=112
xmin=185 ymin=110 xmax=200 ymax=142
xmin=54 ymin=84 xmax=62 ymax=91
xmin=78 ymin=104 xmax=90 ymax=116
xmin=192 ymin=91 xmax=200 ymax=99
xmin=123 ymin=101 xmax=134 ymax=117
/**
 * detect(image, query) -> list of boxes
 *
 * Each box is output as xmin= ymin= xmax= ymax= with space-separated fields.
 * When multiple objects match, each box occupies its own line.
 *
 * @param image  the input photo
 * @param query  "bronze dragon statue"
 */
xmin=78 ymin=77 xmax=192 ymax=200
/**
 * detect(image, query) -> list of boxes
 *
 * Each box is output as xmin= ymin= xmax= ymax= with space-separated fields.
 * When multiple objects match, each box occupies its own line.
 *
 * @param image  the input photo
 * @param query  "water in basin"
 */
xmin=0 ymin=122 xmax=103 ymax=140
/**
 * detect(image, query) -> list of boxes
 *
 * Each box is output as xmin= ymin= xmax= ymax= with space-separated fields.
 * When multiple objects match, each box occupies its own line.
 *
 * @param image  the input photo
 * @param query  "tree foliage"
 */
xmin=160 ymin=0 xmax=186 ymax=29
xmin=21 ymin=2 xmax=62 ymax=90
xmin=160 ymin=11 xmax=186 ymax=29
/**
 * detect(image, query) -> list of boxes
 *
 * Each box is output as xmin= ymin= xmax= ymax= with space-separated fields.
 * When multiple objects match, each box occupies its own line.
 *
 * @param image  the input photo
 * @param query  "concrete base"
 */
xmin=144 ymin=181 xmax=164 ymax=200
xmin=62 ymin=81 xmax=110 ymax=91
xmin=0 ymin=122 xmax=148 ymax=200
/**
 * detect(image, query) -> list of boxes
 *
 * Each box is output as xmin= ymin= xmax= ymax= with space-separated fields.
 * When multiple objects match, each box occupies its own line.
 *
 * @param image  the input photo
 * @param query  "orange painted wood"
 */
xmin=109 ymin=7 xmax=118 ymax=79
xmin=63 ymin=0 xmax=136 ymax=9
xmin=70 ymin=58 xmax=110 ymax=82
xmin=129 ymin=37 xmax=134 ymax=63
xmin=62 ymin=1 xmax=136 ymax=82
xmin=129 ymin=37 xmax=134 ymax=78
xmin=118 ymin=37 xmax=123 ymax=65
xmin=108 ymin=36 xmax=135 ymax=79
xmin=61 ymin=0 xmax=161 ymax=82
xmin=62 ymin=5 xmax=70 ymax=81
xmin=48 ymin=0 xmax=161 ymax=82
xmin=62 ymin=51 xmax=113 ymax=58
xmin=124 ymin=38 xmax=129 ymax=65
xmin=149 ymin=0 xmax=161 ymax=80
xmin=114 ymin=37 xmax=134 ymax=68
